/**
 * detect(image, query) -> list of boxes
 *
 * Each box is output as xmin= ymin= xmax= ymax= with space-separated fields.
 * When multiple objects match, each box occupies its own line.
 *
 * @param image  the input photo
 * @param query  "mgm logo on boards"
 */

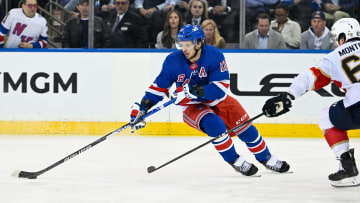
xmin=0 ymin=72 xmax=77 ymax=93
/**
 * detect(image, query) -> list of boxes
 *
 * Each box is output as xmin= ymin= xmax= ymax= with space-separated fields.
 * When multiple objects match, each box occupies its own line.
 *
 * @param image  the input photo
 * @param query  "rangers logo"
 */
xmin=189 ymin=63 xmax=198 ymax=71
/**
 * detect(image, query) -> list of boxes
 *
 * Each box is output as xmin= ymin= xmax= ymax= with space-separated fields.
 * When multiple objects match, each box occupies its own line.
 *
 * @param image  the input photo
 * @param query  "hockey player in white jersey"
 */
xmin=0 ymin=0 xmax=48 ymax=48
xmin=262 ymin=18 xmax=360 ymax=187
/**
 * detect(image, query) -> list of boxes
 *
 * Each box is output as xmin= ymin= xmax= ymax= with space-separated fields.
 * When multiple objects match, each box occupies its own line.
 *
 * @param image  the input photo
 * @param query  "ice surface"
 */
xmin=1 ymin=135 xmax=360 ymax=203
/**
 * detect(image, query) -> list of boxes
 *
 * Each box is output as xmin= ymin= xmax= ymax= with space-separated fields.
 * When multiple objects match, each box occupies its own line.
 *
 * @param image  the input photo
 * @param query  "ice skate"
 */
xmin=229 ymin=155 xmax=259 ymax=176
xmin=329 ymin=149 xmax=360 ymax=187
xmin=261 ymin=155 xmax=290 ymax=173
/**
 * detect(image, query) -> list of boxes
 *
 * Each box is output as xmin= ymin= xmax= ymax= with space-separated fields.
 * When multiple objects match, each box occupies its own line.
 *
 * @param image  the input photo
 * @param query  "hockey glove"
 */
xmin=172 ymin=84 xmax=198 ymax=105
xmin=191 ymin=85 xmax=204 ymax=97
xmin=262 ymin=92 xmax=294 ymax=117
xmin=130 ymin=102 xmax=147 ymax=133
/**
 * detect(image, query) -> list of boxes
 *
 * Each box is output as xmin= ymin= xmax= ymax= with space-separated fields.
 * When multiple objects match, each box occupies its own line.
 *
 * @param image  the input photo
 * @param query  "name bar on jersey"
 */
xmin=338 ymin=42 xmax=360 ymax=56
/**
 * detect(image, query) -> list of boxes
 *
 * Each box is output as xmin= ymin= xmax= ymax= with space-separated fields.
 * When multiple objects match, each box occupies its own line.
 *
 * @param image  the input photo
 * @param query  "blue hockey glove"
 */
xmin=262 ymin=92 xmax=294 ymax=117
xmin=172 ymin=84 xmax=198 ymax=105
xmin=130 ymin=102 xmax=147 ymax=133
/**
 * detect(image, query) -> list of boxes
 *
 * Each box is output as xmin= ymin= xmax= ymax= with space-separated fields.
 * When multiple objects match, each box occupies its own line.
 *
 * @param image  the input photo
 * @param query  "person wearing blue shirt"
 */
xmin=129 ymin=24 xmax=290 ymax=176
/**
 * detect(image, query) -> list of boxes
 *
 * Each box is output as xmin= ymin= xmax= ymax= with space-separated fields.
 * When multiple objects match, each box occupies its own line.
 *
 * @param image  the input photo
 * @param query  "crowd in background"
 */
xmin=0 ymin=0 xmax=359 ymax=49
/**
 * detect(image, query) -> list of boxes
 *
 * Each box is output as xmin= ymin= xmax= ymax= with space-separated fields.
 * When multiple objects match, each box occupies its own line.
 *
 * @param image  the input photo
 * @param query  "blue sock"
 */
xmin=200 ymin=113 xmax=238 ymax=163
xmin=237 ymin=125 xmax=271 ymax=162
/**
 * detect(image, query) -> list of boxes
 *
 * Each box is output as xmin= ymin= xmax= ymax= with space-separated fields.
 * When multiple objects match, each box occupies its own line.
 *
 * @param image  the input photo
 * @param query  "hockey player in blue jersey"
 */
xmin=130 ymin=24 xmax=290 ymax=176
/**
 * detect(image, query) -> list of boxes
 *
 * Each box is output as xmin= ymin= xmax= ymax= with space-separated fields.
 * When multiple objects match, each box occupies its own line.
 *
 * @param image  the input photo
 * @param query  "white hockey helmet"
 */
xmin=331 ymin=18 xmax=360 ymax=42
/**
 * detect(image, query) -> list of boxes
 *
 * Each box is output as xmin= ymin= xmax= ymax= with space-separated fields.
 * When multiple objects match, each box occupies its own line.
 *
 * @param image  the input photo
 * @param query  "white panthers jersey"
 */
xmin=288 ymin=40 xmax=360 ymax=108
xmin=0 ymin=8 xmax=48 ymax=48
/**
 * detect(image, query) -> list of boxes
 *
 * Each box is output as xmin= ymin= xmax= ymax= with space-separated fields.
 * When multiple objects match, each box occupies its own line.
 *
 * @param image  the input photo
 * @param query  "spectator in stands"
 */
xmin=201 ymin=19 xmax=225 ymax=48
xmin=104 ymin=0 xmax=146 ymax=48
xmin=208 ymin=0 xmax=232 ymax=16
xmin=300 ymin=11 xmax=334 ymax=50
xmin=175 ymin=0 xmax=190 ymax=20
xmin=99 ymin=0 xmax=116 ymax=13
xmin=246 ymin=0 xmax=278 ymax=33
xmin=0 ymin=0 xmax=48 ymax=48
xmin=186 ymin=0 xmax=208 ymax=25
xmin=322 ymin=0 xmax=357 ymax=23
xmin=64 ymin=0 xmax=117 ymax=10
xmin=271 ymin=3 xmax=301 ymax=49
xmin=97 ymin=1 xmax=135 ymax=19
xmin=64 ymin=0 xmax=79 ymax=10
xmin=135 ymin=0 xmax=176 ymax=47
xmin=62 ymin=0 xmax=105 ymax=48
xmin=64 ymin=0 xmax=115 ymax=18
xmin=155 ymin=10 xmax=184 ymax=48
xmin=207 ymin=0 xmax=235 ymax=43
xmin=243 ymin=13 xmax=286 ymax=49
xmin=290 ymin=0 xmax=318 ymax=32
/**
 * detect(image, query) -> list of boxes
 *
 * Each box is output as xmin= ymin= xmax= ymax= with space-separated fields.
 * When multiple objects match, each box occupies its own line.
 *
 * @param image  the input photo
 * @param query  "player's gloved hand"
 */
xmin=172 ymin=84 xmax=198 ymax=105
xmin=262 ymin=92 xmax=294 ymax=117
xmin=129 ymin=102 xmax=147 ymax=133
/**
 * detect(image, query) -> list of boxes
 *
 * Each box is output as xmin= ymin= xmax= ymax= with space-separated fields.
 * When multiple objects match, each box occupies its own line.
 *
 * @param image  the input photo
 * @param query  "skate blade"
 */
xmin=282 ymin=170 xmax=294 ymax=174
xmin=235 ymin=172 xmax=261 ymax=177
xmin=264 ymin=168 xmax=294 ymax=174
xmin=330 ymin=176 xmax=360 ymax=188
xmin=263 ymin=171 xmax=294 ymax=175
xmin=248 ymin=173 xmax=261 ymax=177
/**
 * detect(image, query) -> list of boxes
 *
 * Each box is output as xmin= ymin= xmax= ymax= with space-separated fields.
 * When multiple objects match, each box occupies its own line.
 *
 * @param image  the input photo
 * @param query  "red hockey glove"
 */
xmin=129 ymin=102 xmax=147 ymax=133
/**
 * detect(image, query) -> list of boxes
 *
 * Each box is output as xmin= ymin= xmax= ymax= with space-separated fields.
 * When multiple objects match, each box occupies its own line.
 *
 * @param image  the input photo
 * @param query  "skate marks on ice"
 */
xmin=1 ymin=135 xmax=360 ymax=203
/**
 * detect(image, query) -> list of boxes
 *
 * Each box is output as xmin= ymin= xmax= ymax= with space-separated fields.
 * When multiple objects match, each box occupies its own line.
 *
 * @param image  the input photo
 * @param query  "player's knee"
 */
xmin=200 ymin=113 xmax=226 ymax=137
xmin=318 ymin=107 xmax=334 ymax=132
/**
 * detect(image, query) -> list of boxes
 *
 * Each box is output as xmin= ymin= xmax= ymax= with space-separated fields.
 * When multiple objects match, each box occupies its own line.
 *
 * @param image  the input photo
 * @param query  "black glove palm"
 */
xmin=262 ymin=93 xmax=294 ymax=117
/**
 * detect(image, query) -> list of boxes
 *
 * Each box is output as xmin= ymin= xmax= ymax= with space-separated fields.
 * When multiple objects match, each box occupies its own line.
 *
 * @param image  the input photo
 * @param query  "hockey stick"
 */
xmin=12 ymin=98 xmax=176 ymax=179
xmin=147 ymin=112 xmax=264 ymax=173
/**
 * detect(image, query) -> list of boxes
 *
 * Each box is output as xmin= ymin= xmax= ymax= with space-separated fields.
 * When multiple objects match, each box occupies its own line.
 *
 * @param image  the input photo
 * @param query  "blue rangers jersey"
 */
xmin=143 ymin=44 xmax=230 ymax=107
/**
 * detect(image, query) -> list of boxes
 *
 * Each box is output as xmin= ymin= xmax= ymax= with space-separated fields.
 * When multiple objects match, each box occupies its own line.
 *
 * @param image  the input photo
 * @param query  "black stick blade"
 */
xmin=147 ymin=166 xmax=156 ymax=173
xmin=11 ymin=170 xmax=38 ymax=179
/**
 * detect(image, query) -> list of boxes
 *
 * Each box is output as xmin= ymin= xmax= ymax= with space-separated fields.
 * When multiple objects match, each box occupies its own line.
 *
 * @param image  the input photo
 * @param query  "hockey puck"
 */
xmin=147 ymin=166 xmax=156 ymax=173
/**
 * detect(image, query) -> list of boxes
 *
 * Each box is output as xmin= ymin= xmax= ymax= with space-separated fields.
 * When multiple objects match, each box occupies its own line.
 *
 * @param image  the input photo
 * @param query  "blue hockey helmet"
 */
xmin=176 ymin=24 xmax=205 ymax=48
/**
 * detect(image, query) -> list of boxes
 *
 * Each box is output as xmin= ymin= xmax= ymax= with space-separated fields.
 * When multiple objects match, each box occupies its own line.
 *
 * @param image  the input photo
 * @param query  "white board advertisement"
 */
xmin=0 ymin=50 xmax=340 ymax=124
